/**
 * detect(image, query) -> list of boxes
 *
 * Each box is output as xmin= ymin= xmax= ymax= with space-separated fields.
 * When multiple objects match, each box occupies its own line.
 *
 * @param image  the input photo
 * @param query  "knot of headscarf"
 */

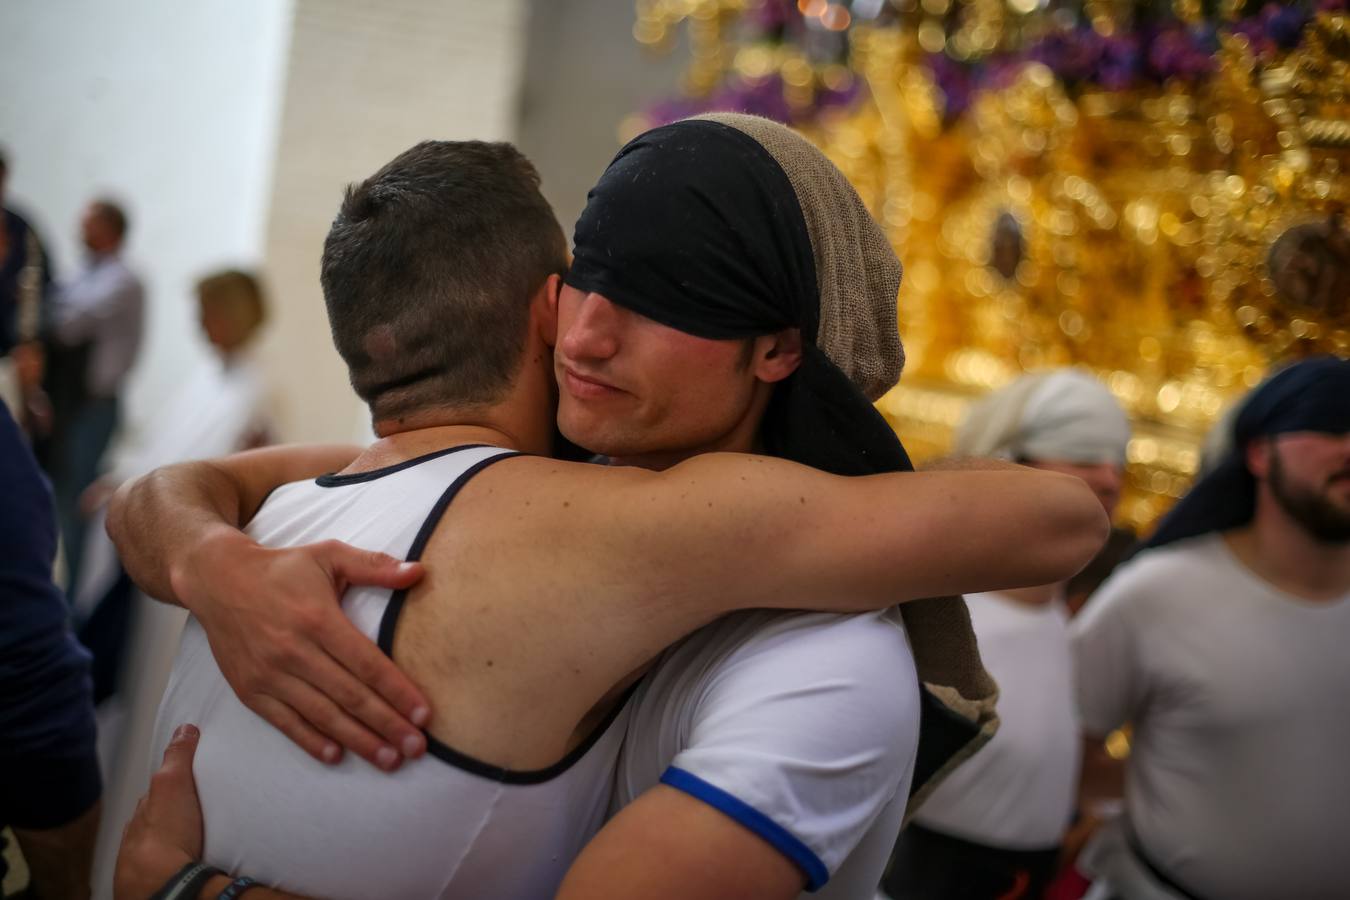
xmin=1146 ymin=355 xmax=1350 ymax=549
xmin=565 ymin=114 xmax=909 ymax=477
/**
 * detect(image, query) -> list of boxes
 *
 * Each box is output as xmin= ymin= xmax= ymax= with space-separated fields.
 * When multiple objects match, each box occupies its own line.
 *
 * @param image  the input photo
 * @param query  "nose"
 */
xmin=560 ymin=292 xmax=623 ymax=363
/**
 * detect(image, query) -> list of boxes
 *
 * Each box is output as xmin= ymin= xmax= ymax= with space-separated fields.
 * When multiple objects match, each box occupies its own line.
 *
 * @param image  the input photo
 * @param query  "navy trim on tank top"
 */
xmin=315 ymin=444 xmax=495 ymax=487
xmin=377 ymin=449 xmax=639 ymax=785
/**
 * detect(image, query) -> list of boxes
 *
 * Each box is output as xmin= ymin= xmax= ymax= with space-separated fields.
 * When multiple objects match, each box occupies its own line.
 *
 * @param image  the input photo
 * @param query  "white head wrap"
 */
xmin=953 ymin=369 xmax=1130 ymax=465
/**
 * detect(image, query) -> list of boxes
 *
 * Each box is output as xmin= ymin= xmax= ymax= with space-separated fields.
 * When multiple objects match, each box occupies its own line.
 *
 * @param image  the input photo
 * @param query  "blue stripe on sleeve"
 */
xmin=660 ymin=766 xmax=829 ymax=891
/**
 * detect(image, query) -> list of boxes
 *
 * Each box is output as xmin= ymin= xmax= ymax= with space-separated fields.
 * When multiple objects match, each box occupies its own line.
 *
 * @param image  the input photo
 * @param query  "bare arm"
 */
xmin=547 ymin=452 xmax=1110 ymax=617
xmin=107 ymin=443 xmax=364 ymax=604
xmin=555 ymin=786 xmax=803 ymax=900
xmin=108 ymin=445 xmax=1100 ymax=772
xmin=404 ymin=454 xmax=1105 ymax=740
xmin=106 ymin=445 xmax=432 ymax=769
xmin=918 ymin=454 xmax=1026 ymax=472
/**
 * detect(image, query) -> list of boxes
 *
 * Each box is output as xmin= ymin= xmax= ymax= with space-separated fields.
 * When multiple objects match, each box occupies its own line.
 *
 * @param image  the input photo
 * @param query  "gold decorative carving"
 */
xmin=635 ymin=3 xmax=1350 ymax=531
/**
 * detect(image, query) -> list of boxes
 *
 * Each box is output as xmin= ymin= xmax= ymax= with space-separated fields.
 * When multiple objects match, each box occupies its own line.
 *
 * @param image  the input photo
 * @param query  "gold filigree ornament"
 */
xmin=634 ymin=2 xmax=1349 ymax=532
xmin=1208 ymin=16 xmax=1350 ymax=360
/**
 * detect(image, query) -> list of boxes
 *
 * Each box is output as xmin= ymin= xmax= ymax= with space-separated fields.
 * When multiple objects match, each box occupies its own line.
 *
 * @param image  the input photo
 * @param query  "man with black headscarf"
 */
xmin=549 ymin=113 xmax=1003 ymax=898
xmin=1071 ymin=356 xmax=1350 ymax=900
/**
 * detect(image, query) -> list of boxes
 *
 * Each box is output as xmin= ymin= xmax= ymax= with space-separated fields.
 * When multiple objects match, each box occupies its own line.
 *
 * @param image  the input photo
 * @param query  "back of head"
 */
xmin=197 ymin=269 xmax=268 ymax=349
xmin=953 ymin=368 xmax=1131 ymax=466
xmin=322 ymin=140 xmax=567 ymax=422
xmin=91 ymin=198 xmax=129 ymax=242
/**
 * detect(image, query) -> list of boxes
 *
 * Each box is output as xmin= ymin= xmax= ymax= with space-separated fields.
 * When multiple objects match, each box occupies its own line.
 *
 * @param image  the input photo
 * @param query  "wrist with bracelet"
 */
xmin=151 ymin=861 xmax=259 ymax=900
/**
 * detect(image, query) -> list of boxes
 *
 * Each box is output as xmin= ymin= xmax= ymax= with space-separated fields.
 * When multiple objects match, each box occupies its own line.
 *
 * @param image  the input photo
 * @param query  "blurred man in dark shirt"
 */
xmin=0 ymin=401 xmax=102 ymax=898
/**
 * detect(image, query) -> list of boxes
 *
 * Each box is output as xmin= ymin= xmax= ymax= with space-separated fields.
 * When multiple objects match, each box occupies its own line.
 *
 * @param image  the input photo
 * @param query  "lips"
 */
xmin=562 ymin=366 xmax=625 ymax=400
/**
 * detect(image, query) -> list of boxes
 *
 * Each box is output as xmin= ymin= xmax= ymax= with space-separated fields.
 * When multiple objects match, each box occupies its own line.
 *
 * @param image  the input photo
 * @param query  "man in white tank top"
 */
xmin=110 ymin=128 xmax=1108 ymax=900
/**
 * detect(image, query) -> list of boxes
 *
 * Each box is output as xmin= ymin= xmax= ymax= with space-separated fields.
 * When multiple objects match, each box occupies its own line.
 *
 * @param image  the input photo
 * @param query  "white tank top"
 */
xmin=153 ymin=444 xmax=634 ymax=900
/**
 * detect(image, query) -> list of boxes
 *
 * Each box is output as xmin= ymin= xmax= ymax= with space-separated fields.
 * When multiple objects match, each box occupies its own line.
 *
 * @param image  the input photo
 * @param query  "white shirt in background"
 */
xmin=1072 ymin=533 xmax=1350 ymax=900
xmin=915 ymin=591 xmax=1080 ymax=850
xmin=105 ymin=350 xmax=270 ymax=483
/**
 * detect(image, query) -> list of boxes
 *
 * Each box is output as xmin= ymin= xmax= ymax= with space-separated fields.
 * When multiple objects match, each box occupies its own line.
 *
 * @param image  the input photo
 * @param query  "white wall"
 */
xmin=256 ymin=0 xmax=531 ymax=442
xmin=517 ymin=0 xmax=684 ymax=236
xmin=0 ymin=0 xmax=295 ymax=448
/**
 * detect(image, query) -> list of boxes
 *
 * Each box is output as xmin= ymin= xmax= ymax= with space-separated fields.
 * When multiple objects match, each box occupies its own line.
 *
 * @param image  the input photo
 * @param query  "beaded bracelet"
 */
xmin=150 ymin=861 xmax=225 ymax=900
xmin=217 ymin=875 xmax=260 ymax=899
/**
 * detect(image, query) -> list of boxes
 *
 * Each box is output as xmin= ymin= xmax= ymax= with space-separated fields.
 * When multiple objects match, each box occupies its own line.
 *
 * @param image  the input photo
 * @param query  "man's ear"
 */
xmin=751 ymin=328 xmax=803 ymax=384
xmin=533 ymin=273 xmax=563 ymax=347
xmin=1246 ymin=437 xmax=1273 ymax=481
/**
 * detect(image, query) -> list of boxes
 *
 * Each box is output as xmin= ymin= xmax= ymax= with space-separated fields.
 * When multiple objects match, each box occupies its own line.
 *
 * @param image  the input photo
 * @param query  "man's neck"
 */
xmin=362 ymin=339 xmax=559 ymax=470
xmin=353 ymin=423 xmax=527 ymax=472
xmin=1224 ymin=512 xmax=1350 ymax=603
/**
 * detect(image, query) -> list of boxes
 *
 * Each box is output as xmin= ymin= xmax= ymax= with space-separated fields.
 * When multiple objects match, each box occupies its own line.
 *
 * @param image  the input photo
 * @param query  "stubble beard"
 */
xmin=1268 ymin=449 xmax=1350 ymax=544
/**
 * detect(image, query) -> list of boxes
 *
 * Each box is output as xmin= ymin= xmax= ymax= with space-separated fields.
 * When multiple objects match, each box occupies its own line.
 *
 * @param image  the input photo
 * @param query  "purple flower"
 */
xmin=745 ymin=0 xmax=797 ymax=33
xmin=1264 ymin=4 xmax=1310 ymax=48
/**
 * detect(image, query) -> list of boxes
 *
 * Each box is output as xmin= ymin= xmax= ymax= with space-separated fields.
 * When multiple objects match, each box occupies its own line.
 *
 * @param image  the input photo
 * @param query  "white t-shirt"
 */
xmin=107 ymin=352 xmax=271 ymax=484
xmin=1071 ymin=533 xmax=1350 ymax=900
xmin=155 ymin=445 xmax=633 ymax=900
xmin=613 ymin=608 xmax=921 ymax=899
xmin=76 ymin=353 xmax=271 ymax=615
xmin=915 ymin=591 xmax=1080 ymax=849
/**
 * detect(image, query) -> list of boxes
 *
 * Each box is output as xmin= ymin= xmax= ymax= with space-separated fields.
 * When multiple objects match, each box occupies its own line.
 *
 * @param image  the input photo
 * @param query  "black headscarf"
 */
xmin=1146 ymin=355 xmax=1350 ymax=549
xmin=565 ymin=117 xmax=911 ymax=477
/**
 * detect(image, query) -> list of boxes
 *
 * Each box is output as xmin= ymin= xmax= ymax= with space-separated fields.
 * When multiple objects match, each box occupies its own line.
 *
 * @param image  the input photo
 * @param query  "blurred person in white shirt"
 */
xmin=76 ymin=268 xmax=272 ymax=701
xmin=885 ymin=369 xmax=1130 ymax=900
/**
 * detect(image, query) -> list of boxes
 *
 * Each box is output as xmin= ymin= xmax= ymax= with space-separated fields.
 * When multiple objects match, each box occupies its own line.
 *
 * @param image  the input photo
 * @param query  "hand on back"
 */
xmin=115 ymin=724 xmax=204 ymax=899
xmin=176 ymin=530 xmax=431 ymax=769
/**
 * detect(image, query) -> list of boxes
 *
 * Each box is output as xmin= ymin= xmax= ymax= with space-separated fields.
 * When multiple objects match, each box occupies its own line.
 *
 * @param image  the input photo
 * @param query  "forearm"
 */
xmin=1078 ymin=734 xmax=1127 ymax=807
xmin=107 ymin=445 xmax=362 ymax=606
xmin=106 ymin=460 xmax=250 ymax=605
xmin=919 ymin=454 xmax=1024 ymax=472
xmin=793 ymin=465 xmax=1109 ymax=604
xmin=604 ymin=453 xmax=1109 ymax=618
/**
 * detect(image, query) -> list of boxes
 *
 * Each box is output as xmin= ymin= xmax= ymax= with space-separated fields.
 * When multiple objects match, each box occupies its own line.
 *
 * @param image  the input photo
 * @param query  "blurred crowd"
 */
xmin=1 ymin=147 xmax=273 ymax=898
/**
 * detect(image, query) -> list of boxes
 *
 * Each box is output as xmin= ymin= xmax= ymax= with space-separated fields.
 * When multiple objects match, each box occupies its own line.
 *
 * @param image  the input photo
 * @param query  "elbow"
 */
xmin=104 ymin=476 xmax=139 ymax=552
xmin=1035 ymin=475 xmax=1111 ymax=584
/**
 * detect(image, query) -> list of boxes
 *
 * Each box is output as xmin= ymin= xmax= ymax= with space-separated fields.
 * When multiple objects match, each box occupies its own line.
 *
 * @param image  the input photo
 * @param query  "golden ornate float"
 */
xmin=632 ymin=0 xmax=1349 ymax=530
